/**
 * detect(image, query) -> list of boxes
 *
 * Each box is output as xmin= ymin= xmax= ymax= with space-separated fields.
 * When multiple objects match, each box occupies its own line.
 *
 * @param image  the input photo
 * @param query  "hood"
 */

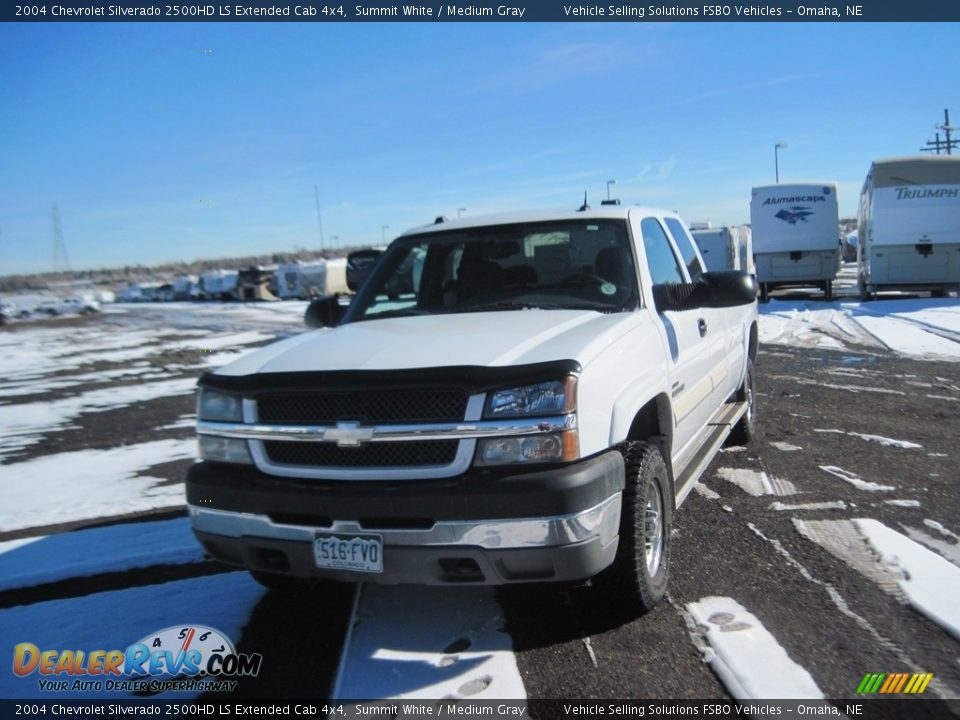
xmin=214 ymin=310 xmax=642 ymax=377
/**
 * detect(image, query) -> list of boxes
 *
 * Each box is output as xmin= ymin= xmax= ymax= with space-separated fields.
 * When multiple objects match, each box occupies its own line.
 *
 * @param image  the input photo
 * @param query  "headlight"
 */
xmin=198 ymin=435 xmax=253 ymax=464
xmin=484 ymin=378 xmax=576 ymax=419
xmin=197 ymin=388 xmax=243 ymax=422
xmin=475 ymin=431 xmax=579 ymax=467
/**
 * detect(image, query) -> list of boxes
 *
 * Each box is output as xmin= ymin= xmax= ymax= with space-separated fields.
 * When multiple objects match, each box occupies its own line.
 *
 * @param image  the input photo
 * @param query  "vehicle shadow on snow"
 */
xmin=200 ymin=579 xmax=356 ymax=700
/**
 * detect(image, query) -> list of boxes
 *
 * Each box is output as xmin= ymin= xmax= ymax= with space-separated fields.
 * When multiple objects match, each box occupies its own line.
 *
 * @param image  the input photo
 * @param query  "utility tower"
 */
xmin=920 ymin=108 xmax=958 ymax=155
xmin=51 ymin=203 xmax=71 ymax=272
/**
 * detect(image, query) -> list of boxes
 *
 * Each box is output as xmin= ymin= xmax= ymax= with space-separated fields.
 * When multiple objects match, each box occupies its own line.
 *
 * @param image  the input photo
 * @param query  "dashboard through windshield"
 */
xmin=346 ymin=220 xmax=638 ymax=322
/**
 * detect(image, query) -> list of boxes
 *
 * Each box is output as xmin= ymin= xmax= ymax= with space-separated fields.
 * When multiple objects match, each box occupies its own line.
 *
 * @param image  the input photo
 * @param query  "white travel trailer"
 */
xmin=277 ymin=259 xmax=349 ymax=299
xmin=750 ymin=183 xmax=840 ymax=301
xmin=857 ymin=155 xmax=960 ymax=299
xmin=173 ymin=275 xmax=199 ymax=301
xmin=691 ymin=225 xmax=754 ymax=274
xmin=199 ymin=270 xmax=239 ymax=300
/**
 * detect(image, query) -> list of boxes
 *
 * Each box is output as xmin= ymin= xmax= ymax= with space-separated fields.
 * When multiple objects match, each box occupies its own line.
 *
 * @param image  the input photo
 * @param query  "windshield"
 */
xmin=346 ymin=220 xmax=638 ymax=322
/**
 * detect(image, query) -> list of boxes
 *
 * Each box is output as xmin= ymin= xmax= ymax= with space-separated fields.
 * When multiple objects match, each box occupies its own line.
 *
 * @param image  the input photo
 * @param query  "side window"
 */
xmin=641 ymin=217 xmax=685 ymax=285
xmin=664 ymin=218 xmax=705 ymax=281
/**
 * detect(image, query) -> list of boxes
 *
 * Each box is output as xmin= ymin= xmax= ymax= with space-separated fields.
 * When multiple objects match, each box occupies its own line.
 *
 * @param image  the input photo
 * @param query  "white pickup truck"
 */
xmin=187 ymin=205 xmax=758 ymax=615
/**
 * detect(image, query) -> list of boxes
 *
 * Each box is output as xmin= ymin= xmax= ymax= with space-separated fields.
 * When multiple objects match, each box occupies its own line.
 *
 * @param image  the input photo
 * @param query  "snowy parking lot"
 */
xmin=1 ymin=288 xmax=959 ymax=709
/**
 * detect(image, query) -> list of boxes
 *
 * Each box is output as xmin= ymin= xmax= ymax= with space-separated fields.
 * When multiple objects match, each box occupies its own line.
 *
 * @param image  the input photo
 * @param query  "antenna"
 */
xmin=578 ymin=191 xmax=590 ymax=212
xmin=51 ymin=202 xmax=71 ymax=273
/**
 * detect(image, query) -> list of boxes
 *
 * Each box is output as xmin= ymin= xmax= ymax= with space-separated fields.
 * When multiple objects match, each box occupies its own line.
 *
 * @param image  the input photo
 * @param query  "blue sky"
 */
xmin=1 ymin=22 xmax=957 ymax=274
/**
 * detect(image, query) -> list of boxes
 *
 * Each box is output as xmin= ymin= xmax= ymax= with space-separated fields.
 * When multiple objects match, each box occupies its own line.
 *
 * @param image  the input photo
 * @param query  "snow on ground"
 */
xmin=334 ymin=585 xmax=525 ymax=702
xmin=855 ymin=519 xmax=960 ymax=640
xmin=0 ymin=363 xmax=156 ymax=399
xmin=819 ymin=465 xmax=895 ymax=492
xmin=813 ymin=429 xmax=922 ymax=449
xmin=0 ymin=518 xmax=204 ymax=591
xmin=685 ymin=596 xmax=824 ymax=700
xmin=769 ymin=441 xmax=803 ymax=452
xmin=693 ymin=483 xmax=721 ymax=500
xmin=769 ymin=501 xmax=846 ymax=512
xmin=715 ymin=468 xmax=797 ymax=497
xmin=759 ymin=297 xmax=960 ymax=360
xmin=0 ymin=572 xmax=263 ymax=699
xmin=794 ymin=517 xmax=960 ymax=639
xmin=103 ymin=301 xmax=308 ymax=332
xmin=0 ymin=378 xmax=197 ymax=461
xmin=0 ymin=439 xmax=196 ymax=532
xmin=900 ymin=525 xmax=960 ymax=569
xmin=164 ymin=331 xmax=276 ymax=352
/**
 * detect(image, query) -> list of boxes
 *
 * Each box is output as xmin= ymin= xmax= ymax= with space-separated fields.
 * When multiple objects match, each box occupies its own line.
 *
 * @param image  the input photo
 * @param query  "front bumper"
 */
xmin=186 ymin=450 xmax=624 ymax=585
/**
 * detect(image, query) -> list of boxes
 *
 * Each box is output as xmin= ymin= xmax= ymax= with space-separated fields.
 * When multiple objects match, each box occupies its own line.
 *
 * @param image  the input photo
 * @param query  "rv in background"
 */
xmin=277 ymin=258 xmax=349 ymax=299
xmin=750 ymin=183 xmax=840 ymax=302
xmin=198 ymin=270 xmax=239 ymax=301
xmin=691 ymin=225 xmax=754 ymax=275
xmin=857 ymin=155 xmax=960 ymax=300
xmin=346 ymin=248 xmax=386 ymax=292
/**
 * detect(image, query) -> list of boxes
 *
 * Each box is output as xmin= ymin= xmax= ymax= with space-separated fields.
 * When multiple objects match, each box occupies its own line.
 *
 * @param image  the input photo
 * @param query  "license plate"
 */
xmin=314 ymin=532 xmax=383 ymax=574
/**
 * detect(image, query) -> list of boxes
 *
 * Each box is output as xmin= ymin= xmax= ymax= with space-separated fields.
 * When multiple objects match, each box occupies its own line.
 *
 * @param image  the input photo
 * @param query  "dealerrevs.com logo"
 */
xmin=12 ymin=625 xmax=262 ymax=693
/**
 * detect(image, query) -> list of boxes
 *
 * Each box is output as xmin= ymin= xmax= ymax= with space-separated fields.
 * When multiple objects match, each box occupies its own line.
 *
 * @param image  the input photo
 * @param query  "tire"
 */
xmin=759 ymin=283 xmax=769 ymax=304
xmin=728 ymin=358 xmax=756 ymax=446
xmin=824 ymin=280 xmax=833 ymax=302
xmin=593 ymin=440 xmax=672 ymax=617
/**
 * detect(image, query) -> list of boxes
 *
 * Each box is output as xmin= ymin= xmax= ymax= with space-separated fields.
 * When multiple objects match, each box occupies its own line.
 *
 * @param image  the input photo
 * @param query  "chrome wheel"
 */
xmin=644 ymin=479 xmax=664 ymax=577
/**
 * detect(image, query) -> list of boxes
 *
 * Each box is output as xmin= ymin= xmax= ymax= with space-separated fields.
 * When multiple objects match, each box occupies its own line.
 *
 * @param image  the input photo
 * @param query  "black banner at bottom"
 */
xmin=3 ymin=699 xmax=960 ymax=719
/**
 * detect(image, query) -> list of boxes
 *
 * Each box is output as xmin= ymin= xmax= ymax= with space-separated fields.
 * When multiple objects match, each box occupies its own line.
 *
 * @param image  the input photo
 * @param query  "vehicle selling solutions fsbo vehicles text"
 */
xmin=562 ymin=5 xmax=784 ymax=18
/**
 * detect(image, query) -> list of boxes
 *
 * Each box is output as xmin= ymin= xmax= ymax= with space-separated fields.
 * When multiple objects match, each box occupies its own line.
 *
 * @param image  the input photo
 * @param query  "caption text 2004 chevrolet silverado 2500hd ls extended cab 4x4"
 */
xmin=186 ymin=205 xmax=758 ymax=616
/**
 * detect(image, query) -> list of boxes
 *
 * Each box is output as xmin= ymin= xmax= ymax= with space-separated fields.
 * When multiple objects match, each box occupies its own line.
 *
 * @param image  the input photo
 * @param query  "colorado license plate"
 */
xmin=314 ymin=532 xmax=383 ymax=573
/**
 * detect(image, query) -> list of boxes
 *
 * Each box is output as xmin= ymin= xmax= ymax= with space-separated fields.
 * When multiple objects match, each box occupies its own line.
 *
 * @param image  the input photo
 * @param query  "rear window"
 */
xmin=664 ymin=218 xmax=705 ymax=280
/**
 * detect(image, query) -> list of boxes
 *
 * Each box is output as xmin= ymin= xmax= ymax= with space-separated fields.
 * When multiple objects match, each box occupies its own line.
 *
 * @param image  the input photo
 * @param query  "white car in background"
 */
xmin=63 ymin=296 xmax=101 ymax=314
xmin=35 ymin=298 xmax=64 ymax=316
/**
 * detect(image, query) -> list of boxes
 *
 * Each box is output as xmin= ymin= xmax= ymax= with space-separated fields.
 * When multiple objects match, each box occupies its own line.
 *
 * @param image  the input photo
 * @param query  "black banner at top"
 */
xmin=4 ymin=0 xmax=960 ymax=22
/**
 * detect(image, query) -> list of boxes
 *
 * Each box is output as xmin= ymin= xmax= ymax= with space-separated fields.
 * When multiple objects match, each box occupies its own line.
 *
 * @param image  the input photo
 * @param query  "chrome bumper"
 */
xmin=189 ymin=492 xmax=621 ymax=551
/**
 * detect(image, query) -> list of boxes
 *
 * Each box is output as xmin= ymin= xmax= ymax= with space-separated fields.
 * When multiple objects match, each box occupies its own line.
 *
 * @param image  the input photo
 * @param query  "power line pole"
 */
xmin=51 ymin=202 xmax=71 ymax=273
xmin=920 ymin=108 xmax=958 ymax=155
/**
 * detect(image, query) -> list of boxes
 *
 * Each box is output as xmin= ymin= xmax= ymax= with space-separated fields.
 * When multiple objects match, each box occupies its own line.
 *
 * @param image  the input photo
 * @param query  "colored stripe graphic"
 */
xmin=858 ymin=672 xmax=933 ymax=694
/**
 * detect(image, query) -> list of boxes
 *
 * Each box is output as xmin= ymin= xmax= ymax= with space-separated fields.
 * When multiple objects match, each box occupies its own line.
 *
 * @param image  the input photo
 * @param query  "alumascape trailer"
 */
xmin=750 ymin=183 xmax=840 ymax=302
xmin=857 ymin=155 xmax=960 ymax=300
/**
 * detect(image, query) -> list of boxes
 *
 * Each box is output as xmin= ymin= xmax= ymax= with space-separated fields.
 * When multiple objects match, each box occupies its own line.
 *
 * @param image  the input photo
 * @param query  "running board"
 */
xmin=673 ymin=399 xmax=749 ymax=508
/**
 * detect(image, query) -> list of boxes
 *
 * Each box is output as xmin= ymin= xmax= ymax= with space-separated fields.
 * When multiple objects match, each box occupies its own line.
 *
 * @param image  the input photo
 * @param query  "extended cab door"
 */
xmin=632 ymin=213 xmax=725 ymax=458
xmin=663 ymin=217 xmax=743 ymax=403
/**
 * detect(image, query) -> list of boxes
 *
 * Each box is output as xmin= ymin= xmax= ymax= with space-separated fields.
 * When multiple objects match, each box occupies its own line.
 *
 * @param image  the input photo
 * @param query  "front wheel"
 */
xmin=593 ymin=441 xmax=672 ymax=617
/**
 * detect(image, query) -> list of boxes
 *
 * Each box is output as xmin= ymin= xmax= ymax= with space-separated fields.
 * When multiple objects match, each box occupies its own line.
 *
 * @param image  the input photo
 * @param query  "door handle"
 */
xmin=698 ymin=318 xmax=707 ymax=337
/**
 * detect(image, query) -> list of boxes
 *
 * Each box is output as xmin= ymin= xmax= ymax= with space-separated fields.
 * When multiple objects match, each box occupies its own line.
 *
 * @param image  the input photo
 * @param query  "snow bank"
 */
xmin=686 ymin=596 xmax=823 ymax=699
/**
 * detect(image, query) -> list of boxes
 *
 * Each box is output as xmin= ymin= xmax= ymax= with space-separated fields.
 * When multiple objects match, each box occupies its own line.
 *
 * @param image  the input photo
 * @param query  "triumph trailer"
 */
xmin=857 ymin=155 xmax=960 ymax=300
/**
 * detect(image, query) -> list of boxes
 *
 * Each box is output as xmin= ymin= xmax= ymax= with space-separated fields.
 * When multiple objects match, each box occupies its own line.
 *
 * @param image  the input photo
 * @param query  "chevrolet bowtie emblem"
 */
xmin=323 ymin=421 xmax=375 ymax=447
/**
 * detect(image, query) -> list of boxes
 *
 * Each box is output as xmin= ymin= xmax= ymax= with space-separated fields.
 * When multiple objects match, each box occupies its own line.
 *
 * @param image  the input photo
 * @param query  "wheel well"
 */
xmin=627 ymin=394 xmax=672 ymax=462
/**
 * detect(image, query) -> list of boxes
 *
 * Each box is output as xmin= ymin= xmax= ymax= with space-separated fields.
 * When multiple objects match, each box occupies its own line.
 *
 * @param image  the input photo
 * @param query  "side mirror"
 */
xmin=699 ymin=271 xmax=758 ymax=307
xmin=304 ymin=294 xmax=346 ymax=328
xmin=652 ymin=271 xmax=756 ymax=312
